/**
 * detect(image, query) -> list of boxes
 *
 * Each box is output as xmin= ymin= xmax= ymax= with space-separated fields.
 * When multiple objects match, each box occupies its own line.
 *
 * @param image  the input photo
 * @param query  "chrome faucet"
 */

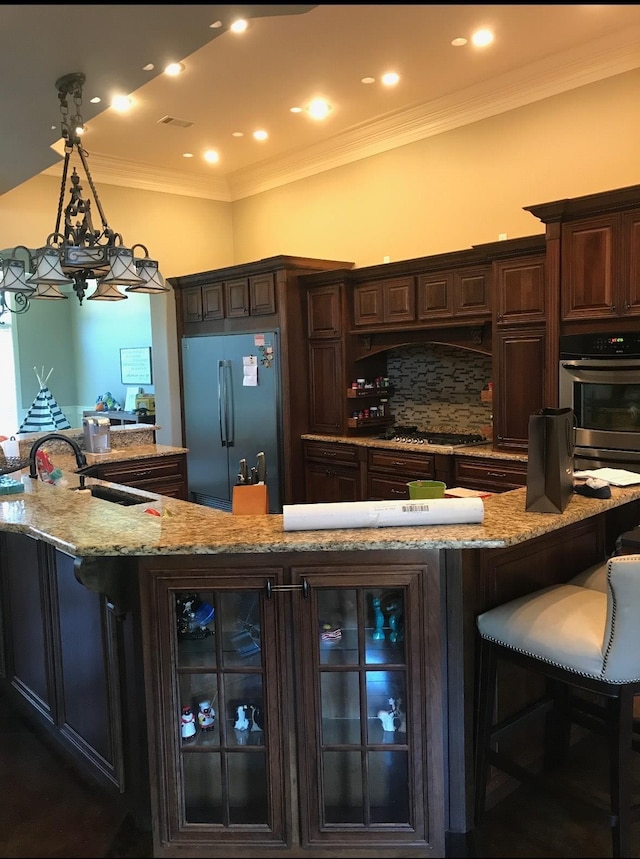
xmin=28 ymin=433 xmax=88 ymax=479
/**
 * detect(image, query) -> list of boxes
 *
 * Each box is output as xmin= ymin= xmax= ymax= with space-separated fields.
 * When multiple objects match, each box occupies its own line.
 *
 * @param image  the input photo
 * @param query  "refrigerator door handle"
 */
xmin=218 ymin=360 xmax=233 ymax=446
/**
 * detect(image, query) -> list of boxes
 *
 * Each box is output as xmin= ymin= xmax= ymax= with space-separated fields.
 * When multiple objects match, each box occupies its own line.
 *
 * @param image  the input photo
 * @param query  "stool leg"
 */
xmin=608 ymin=688 xmax=634 ymax=858
xmin=544 ymin=678 xmax=571 ymax=770
xmin=474 ymin=636 xmax=497 ymax=826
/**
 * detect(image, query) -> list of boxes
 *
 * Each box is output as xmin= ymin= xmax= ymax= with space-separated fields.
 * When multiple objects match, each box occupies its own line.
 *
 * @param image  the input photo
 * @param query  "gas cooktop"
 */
xmin=376 ymin=425 xmax=488 ymax=446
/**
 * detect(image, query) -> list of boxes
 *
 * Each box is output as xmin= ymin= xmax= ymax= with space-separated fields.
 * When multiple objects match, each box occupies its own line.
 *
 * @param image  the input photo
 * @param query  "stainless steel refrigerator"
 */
xmin=181 ymin=332 xmax=282 ymax=512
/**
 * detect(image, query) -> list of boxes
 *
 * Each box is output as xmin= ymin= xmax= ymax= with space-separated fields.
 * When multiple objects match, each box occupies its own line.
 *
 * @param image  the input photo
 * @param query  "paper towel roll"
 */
xmin=282 ymin=497 xmax=484 ymax=531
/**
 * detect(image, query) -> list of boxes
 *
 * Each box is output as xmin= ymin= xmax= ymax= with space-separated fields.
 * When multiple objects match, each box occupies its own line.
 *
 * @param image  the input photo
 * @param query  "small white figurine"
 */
xmin=234 ymin=704 xmax=249 ymax=731
xmin=250 ymin=705 xmax=263 ymax=732
xmin=197 ymin=700 xmax=215 ymax=732
xmin=377 ymin=697 xmax=397 ymax=732
xmin=181 ymin=705 xmax=196 ymax=739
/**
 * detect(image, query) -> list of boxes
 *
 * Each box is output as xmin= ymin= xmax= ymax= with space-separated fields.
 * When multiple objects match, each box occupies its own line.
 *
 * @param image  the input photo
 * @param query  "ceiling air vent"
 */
xmin=157 ymin=115 xmax=194 ymax=128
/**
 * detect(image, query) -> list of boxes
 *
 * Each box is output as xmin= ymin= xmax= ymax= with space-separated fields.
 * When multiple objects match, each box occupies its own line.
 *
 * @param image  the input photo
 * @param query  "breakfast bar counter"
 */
xmin=2 ymin=475 xmax=640 ymax=858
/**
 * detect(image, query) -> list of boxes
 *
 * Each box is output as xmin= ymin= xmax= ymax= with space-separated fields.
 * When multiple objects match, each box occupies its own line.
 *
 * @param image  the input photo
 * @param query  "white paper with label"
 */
xmin=282 ymin=498 xmax=484 ymax=531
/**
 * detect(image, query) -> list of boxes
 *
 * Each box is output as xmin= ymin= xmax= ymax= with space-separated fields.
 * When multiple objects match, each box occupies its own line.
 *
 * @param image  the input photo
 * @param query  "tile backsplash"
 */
xmin=386 ymin=343 xmax=492 ymax=434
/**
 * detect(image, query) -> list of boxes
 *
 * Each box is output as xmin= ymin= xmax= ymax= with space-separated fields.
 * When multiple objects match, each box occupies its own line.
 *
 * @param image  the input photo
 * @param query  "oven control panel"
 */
xmin=560 ymin=332 xmax=640 ymax=358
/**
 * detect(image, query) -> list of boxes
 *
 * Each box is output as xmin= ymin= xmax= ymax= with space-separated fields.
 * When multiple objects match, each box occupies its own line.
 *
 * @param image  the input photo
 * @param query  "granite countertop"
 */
xmin=301 ymin=433 xmax=528 ymax=462
xmin=1 ymin=468 xmax=638 ymax=558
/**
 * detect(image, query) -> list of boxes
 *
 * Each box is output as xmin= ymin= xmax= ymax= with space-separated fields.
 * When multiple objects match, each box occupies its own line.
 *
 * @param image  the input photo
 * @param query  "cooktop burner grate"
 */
xmin=376 ymin=425 xmax=488 ymax=446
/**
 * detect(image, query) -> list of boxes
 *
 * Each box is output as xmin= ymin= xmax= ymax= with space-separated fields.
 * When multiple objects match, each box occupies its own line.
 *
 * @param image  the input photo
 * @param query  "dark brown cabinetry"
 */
xmin=367 ymin=448 xmax=436 ymax=500
xmin=524 ymin=183 xmax=640 ymax=329
xmin=453 ymin=455 xmax=527 ymax=492
xmin=418 ymin=266 xmax=490 ymax=321
xmin=303 ymin=440 xmax=363 ymax=503
xmin=0 ymin=533 xmax=128 ymax=793
xmin=474 ymin=235 xmax=550 ymax=452
xmin=558 ymin=210 xmax=640 ymax=321
xmin=139 ymin=554 xmax=443 ymax=857
xmin=170 ymin=257 xmax=354 ymax=507
xmin=89 ymin=453 xmax=188 ymax=499
xmin=183 ymin=282 xmax=225 ymax=323
xmin=353 ymin=276 xmax=416 ymax=326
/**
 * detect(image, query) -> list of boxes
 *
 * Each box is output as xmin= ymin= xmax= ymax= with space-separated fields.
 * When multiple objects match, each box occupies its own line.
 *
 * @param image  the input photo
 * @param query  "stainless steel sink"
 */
xmin=72 ymin=484 xmax=151 ymax=506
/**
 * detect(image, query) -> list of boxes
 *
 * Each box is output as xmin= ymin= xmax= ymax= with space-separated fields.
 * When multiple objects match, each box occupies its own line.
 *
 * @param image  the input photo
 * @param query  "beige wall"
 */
xmin=4 ymin=68 xmax=640 ymax=445
xmin=231 ymin=67 xmax=640 ymax=267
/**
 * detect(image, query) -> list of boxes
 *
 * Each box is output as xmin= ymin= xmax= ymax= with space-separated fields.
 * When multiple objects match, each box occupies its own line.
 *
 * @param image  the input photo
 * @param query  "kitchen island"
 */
xmin=1 ymin=474 xmax=639 ymax=858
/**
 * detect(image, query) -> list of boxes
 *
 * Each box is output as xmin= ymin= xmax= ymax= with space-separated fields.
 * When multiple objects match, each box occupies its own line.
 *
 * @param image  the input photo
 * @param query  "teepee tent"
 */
xmin=18 ymin=368 xmax=71 ymax=434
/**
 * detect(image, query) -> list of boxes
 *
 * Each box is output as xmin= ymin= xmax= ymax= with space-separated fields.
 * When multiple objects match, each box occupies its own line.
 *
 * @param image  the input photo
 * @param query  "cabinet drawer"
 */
xmin=304 ymin=441 xmax=359 ymax=466
xmin=92 ymin=455 xmax=186 ymax=488
xmin=368 ymin=474 xmax=411 ymax=500
xmin=368 ymin=449 xmax=435 ymax=477
xmin=454 ymin=456 xmax=527 ymax=492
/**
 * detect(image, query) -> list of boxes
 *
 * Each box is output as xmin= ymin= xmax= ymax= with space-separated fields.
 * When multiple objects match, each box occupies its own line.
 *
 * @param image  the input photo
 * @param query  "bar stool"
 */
xmin=474 ymin=555 xmax=640 ymax=857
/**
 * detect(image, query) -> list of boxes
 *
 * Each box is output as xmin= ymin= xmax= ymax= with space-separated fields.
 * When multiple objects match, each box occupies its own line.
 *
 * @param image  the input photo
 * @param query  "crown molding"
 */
xmin=41 ymin=25 xmax=640 ymax=204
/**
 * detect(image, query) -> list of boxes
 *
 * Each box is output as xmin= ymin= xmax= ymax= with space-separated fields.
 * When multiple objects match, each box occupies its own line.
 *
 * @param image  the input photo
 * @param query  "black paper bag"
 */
xmin=525 ymin=408 xmax=575 ymax=513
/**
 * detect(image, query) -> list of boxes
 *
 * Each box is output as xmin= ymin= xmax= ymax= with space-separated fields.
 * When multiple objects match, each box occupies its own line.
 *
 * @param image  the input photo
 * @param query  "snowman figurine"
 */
xmin=181 ymin=705 xmax=196 ymax=739
xmin=197 ymin=700 xmax=215 ymax=731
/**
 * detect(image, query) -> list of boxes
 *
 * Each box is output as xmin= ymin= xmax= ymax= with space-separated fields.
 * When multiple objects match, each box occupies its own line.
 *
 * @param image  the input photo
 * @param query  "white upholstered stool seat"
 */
xmin=474 ymin=556 xmax=640 ymax=857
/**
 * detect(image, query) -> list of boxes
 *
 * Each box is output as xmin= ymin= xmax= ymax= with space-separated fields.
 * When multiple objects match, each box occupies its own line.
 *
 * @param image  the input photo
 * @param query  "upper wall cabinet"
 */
xmin=349 ymin=249 xmax=491 ymax=333
xmin=353 ymin=276 xmax=416 ymax=326
xmin=525 ymin=184 xmax=640 ymax=325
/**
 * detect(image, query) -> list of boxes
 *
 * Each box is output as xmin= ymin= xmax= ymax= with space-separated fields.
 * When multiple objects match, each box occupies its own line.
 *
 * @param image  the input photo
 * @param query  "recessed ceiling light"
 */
xmin=111 ymin=94 xmax=133 ymax=113
xmin=253 ymin=130 xmax=268 ymax=141
xmin=290 ymin=106 xmax=302 ymax=114
xmin=230 ymin=18 xmax=248 ymax=34
xmin=307 ymin=98 xmax=332 ymax=121
xmin=210 ymin=20 xmax=223 ymax=29
xmin=451 ymin=37 xmax=467 ymax=47
xmin=204 ymin=150 xmax=219 ymax=164
xmin=361 ymin=77 xmax=375 ymax=85
xmin=183 ymin=152 xmax=194 ymax=158
xmin=89 ymin=96 xmax=101 ymax=104
xmin=232 ymin=131 xmax=244 ymax=137
xmin=381 ymin=72 xmax=400 ymax=87
xmin=164 ymin=62 xmax=185 ymax=77
xmin=471 ymin=28 xmax=494 ymax=47
xmin=143 ymin=63 xmax=155 ymax=71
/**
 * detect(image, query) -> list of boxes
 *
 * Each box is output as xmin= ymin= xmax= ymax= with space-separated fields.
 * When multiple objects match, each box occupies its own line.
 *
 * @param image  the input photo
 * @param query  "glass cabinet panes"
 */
xmin=175 ymin=586 xmax=269 ymax=828
xmin=313 ymin=584 xmax=410 ymax=829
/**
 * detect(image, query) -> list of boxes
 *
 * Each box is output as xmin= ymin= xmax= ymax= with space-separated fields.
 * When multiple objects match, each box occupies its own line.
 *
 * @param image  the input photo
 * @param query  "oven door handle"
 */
xmin=561 ymin=362 xmax=640 ymax=383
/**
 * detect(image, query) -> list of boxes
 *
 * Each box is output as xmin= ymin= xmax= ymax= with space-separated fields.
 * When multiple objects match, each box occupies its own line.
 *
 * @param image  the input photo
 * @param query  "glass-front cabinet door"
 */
xmin=149 ymin=569 xmax=286 ymax=851
xmin=293 ymin=566 xmax=432 ymax=852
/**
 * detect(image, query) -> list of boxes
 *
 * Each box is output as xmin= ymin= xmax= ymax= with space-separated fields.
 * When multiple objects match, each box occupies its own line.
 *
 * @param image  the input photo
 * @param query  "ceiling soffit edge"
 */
xmin=40 ymin=24 xmax=640 ymax=203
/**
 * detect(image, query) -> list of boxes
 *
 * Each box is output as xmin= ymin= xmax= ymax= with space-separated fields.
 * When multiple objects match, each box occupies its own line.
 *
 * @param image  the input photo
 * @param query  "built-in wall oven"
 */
xmin=559 ymin=332 xmax=640 ymax=472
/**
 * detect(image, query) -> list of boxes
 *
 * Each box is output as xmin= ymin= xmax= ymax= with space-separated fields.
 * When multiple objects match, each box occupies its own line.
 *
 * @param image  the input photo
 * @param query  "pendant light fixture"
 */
xmin=0 ymin=72 xmax=169 ymax=319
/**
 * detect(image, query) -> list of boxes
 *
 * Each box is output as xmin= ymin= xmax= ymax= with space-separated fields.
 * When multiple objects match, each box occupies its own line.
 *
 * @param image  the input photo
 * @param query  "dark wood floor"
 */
xmin=2 ymin=689 xmax=639 ymax=858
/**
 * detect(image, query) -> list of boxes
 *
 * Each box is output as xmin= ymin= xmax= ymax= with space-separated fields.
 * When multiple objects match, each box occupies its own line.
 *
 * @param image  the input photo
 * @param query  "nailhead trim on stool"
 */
xmin=474 ymin=555 xmax=640 ymax=858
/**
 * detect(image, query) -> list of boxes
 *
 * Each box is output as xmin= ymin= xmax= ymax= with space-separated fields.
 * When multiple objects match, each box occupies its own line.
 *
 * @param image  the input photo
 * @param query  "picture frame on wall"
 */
xmin=120 ymin=346 xmax=153 ymax=386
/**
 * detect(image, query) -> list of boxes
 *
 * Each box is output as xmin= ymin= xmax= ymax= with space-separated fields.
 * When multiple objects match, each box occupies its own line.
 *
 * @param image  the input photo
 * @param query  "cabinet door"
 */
xmin=305 ymin=460 xmax=360 ymax=503
xmin=493 ymin=254 xmax=546 ymax=325
xmin=453 ymin=266 xmax=491 ymax=317
xmin=249 ymin=272 xmax=276 ymax=315
xmin=382 ymin=276 xmax=415 ymax=323
xmin=622 ymin=209 xmax=640 ymax=316
xmin=182 ymin=286 xmax=204 ymax=323
xmin=307 ymin=285 xmax=342 ymax=337
xmin=202 ymin=283 xmax=224 ymax=320
xmin=308 ymin=340 xmax=344 ymax=434
xmin=293 ymin=566 xmax=440 ymax=852
xmin=417 ymin=272 xmax=453 ymax=320
xmin=2 ymin=532 xmax=54 ymax=717
xmin=493 ymin=327 xmax=546 ymax=450
xmin=148 ymin=571 xmax=286 ymax=850
xmin=225 ymin=277 xmax=250 ymax=317
xmin=353 ymin=282 xmax=383 ymax=326
xmin=561 ymin=215 xmax=617 ymax=320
